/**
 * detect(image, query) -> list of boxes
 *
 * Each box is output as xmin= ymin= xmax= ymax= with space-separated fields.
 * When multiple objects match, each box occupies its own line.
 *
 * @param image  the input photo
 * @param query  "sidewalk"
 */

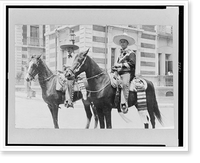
xmin=15 ymin=91 xmax=174 ymax=107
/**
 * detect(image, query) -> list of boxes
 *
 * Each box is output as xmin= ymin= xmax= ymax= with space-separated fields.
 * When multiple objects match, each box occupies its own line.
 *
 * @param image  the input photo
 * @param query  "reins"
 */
xmin=86 ymin=71 xmax=105 ymax=80
xmin=82 ymin=70 xmax=112 ymax=93
xmin=38 ymin=74 xmax=55 ymax=83
xmin=29 ymin=58 xmax=55 ymax=84
xmin=86 ymin=80 xmax=111 ymax=93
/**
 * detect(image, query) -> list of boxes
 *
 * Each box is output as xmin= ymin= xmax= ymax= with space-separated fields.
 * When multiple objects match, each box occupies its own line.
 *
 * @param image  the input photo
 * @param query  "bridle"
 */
xmin=28 ymin=59 xmax=40 ymax=80
xmin=67 ymin=55 xmax=111 ymax=93
xmin=68 ymin=55 xmax=88 ymax=77
xmin=28 ymin=58 xmax=54 ymax=83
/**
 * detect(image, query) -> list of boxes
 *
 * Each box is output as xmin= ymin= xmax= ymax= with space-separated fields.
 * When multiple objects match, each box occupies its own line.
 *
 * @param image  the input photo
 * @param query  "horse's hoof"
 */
xmin=144 ymin=123 xmax=149 ymax=129
xmin=66 ymin=103 xmax=74 ymax=108
xmin=121 ymin=104 xmax=128 ymax=114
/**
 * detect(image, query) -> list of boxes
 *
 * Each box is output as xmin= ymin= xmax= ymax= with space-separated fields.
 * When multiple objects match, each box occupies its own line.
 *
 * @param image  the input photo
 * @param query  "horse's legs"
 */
xmin=137 ymin=109 xmax=150 ymax=129
xmin=91 ymin=102 xmax=98 ymax=129
xmin=103 ymin=107 xmax=112 ymax=129
xmin=96 ymin=108 xmax=105 ymax=129
xmin=48 ymin=104 xmax=59 ymax=129
xmin=82 ymin=100 xmax=92 ymax=129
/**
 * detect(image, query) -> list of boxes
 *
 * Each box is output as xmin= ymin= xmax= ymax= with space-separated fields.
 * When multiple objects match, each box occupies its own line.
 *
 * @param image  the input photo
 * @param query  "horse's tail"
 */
xmin=153 ymin=97 xmax=163 ymax=124
xmin=150 ymin=81 xmax=163 ymax=125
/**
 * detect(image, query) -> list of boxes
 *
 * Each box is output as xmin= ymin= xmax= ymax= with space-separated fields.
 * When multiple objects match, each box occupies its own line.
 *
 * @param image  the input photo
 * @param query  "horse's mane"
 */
xmin=39 ymin=58 xmax=54 ymax=76
xmin=86 ymin=55 xmax=103 ymax=72
xmin=38 ymin=58 xmax=58 ymax=95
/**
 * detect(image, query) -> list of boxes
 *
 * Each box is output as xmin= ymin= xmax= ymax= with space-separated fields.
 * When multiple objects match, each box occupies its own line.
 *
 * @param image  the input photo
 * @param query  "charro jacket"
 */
xmin=117 ymin=48 xmax=136 ymax=76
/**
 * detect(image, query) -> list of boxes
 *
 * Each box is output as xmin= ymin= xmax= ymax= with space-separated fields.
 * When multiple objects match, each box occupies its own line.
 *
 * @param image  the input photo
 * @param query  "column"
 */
xmin=106 ymin=26 xmax=113 ymax=70
xmin=160 ymin=53 xmax=166 ymax=76
xmin=39 ymin=25 xmax=43 ymax=47
xmin=136 ymin=31 xmax=142 ymax=76
xmin=57 ymin=49 xmax=63 ymax=71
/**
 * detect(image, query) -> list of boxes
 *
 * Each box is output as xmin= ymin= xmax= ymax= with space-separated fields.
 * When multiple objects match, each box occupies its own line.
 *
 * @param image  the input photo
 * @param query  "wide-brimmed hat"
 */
xmin=60 ymin=44 xmax=79 ymax=51
xmin=113 ymin=33 xmax=135 ymax=46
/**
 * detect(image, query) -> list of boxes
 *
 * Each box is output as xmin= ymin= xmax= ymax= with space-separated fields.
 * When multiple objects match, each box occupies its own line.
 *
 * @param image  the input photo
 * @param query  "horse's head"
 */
xmin=25 ymin=54 xmax=42 ymax=82
xmin=66 ymin=48 xmax=90 ymax=79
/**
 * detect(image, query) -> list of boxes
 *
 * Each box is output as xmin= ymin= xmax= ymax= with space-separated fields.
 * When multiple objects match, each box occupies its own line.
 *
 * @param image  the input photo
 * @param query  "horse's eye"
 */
xmin=77 ymin=58 xmax=82 ymax=62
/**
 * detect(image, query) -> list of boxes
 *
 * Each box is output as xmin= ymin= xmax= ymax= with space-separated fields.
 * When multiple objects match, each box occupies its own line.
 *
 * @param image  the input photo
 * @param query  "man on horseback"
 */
xmin=113 ymin=33 xmax=136 ymax=113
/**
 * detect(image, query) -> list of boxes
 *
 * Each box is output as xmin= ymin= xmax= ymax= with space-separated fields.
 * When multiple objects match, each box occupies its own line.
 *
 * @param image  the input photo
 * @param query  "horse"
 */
xmin=25 ymin=54 xmax=98 ymax=129
xmin=65 ymin=49 xmax=162 ymax=129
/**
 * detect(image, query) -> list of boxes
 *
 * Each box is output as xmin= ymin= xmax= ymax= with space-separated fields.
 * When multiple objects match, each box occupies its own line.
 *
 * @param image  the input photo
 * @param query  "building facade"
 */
xmin=15 ymin=25 xmax=46 ymax=84
xmin=45 ymin=25 xmax=173 ymax=88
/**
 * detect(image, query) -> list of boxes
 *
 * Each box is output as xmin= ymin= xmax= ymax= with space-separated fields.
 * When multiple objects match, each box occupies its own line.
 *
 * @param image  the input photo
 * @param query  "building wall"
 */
xmin=15 ymin=25 xmax=23 ymax=73
xmin=15 ymin=25 xmax=46 ymax=80
xmin=44 ymin=25 xmax=173 ymax=89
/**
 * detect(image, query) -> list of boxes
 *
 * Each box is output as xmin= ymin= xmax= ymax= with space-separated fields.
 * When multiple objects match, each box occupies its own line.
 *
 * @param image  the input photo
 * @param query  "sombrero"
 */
xmin=60 ymin=44 xmax=79 ymax=51
xmin=113 ymin=33 xmax=135 ymax=46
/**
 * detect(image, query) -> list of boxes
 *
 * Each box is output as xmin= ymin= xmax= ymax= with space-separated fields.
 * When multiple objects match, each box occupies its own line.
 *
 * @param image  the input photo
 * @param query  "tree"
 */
xmin=16 ymin=71 xmax=23 ymax=82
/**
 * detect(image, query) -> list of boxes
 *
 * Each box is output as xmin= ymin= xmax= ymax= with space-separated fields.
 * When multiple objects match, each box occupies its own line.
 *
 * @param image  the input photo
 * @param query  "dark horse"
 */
xmin=66 ymin=49 xmax=162 ymax=129
xmin=25 ymin=54 xmax=98 ymax=129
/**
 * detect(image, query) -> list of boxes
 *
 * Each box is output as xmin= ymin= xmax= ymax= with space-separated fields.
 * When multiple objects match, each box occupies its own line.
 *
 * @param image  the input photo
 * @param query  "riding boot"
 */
xmin=144 ymin=123 xmax=149 ymax=129
xmin=64 ymin=90 xmax=74 ymax=108
xmin=64 ymin=80 xmax=74 ymax=108
xmin=119 ymin=73 xmax=130 ymax=114
xmin=120 ymin=90 xmax=128 ymax=114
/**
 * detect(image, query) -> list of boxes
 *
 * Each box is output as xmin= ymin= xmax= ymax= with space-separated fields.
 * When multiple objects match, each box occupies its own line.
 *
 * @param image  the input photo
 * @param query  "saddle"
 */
xmin=110 ymin=73 xmax=148 ymax=110
xmin=109 ymin=73 xmax=147 ymax=92
xmin=56 ymin=71 xmax=79 ymax=92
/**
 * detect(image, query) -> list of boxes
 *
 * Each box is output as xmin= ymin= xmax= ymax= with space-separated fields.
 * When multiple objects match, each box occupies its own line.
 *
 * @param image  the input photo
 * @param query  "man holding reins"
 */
xmin=113 ymin=33 xmax=136 ymax=113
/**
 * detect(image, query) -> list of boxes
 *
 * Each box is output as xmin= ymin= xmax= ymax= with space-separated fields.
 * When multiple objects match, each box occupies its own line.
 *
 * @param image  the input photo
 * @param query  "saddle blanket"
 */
xmin=129 ymin=77 xmax=147 ymax=92
xmin=136 ymin=88 xmax=147 ymax=111
xmin=109 ymin=73 xmax=147 ymax=92
xmin=56 ymin=73 xmax=79 ymax=92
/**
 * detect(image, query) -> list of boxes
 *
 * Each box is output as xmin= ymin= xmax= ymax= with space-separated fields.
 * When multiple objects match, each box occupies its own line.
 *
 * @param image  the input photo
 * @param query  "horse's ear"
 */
xmin=37 ymin=53 xmax=43 ymax=60
xmin=83 ymin=48 xmax=90 ymax=57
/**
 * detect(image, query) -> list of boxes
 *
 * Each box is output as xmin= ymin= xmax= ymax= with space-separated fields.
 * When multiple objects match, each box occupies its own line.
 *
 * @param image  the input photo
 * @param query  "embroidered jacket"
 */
xmin=117 ymin=48 xmax=136 ymax=75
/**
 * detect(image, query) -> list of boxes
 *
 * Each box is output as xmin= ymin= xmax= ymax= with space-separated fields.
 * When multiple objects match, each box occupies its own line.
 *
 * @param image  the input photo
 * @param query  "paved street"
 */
xmin=15 ymin=91 xmax=174 ymax=129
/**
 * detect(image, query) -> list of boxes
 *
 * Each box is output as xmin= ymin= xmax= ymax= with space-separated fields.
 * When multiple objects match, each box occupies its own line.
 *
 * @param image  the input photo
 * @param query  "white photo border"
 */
xmin=0 ymin=1 xmax=188 ymax=151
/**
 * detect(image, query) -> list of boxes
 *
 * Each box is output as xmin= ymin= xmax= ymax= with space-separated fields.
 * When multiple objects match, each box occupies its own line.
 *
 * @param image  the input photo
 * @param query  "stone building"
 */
xmin=13 ymin=24 xmax=172 ymax=95
xmin=15 ymin=25 xmax=46 ymax=85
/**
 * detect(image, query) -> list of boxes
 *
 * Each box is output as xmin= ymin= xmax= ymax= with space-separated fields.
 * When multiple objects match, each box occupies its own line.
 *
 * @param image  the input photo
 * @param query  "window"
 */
xmin=141 ymin=25 xmax=156 ymax=32
xmin=30 ymin=25 xmax=39 ymax=38
xmin=93 ymin=25 xmax=105 ymax=32
xmin=22 ymin=47 xmax=27 ymax=51
xmin=22 ymin=61 xmax=27 ymax=65
xmin=111 ymin=48 xmax=116 ymax=67
xmin=92 ymin=47 xmax=107 ymax=53
xmin=141 ymin=43 xmax=155 ymax=49
xmin=141 ymin=52 xmax=155 ymax=58
xmin=141 ymin=61 xmax=155 ymax=67
xmin=165 ymin=54 xmax=173 ymax=75
xmin=22 ymin=54 xmax=27 ymax=58
xmin=158 ymin=53 xmax=161 ymax=75
xmin=141 ymin=33 xmax=156 ymax=40
xmin=22 ymin=25 xmax=27 ymax=45
xmin=93 ymin=36 xmax=107 ymax=43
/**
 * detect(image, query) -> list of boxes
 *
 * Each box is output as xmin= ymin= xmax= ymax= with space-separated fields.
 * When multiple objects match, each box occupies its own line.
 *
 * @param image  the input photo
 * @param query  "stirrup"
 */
xmin=120 ymin=103 xmax=128 ymax=114
xmin=64 ymin=100 xmax=74 ymax=108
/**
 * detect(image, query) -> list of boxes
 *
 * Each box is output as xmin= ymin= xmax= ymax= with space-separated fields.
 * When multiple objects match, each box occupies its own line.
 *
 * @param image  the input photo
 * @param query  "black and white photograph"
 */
xmin=2 ymin=1 xmax=188 ymax=151
xmin=15 ymin=24 xmax=174 ymax=129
